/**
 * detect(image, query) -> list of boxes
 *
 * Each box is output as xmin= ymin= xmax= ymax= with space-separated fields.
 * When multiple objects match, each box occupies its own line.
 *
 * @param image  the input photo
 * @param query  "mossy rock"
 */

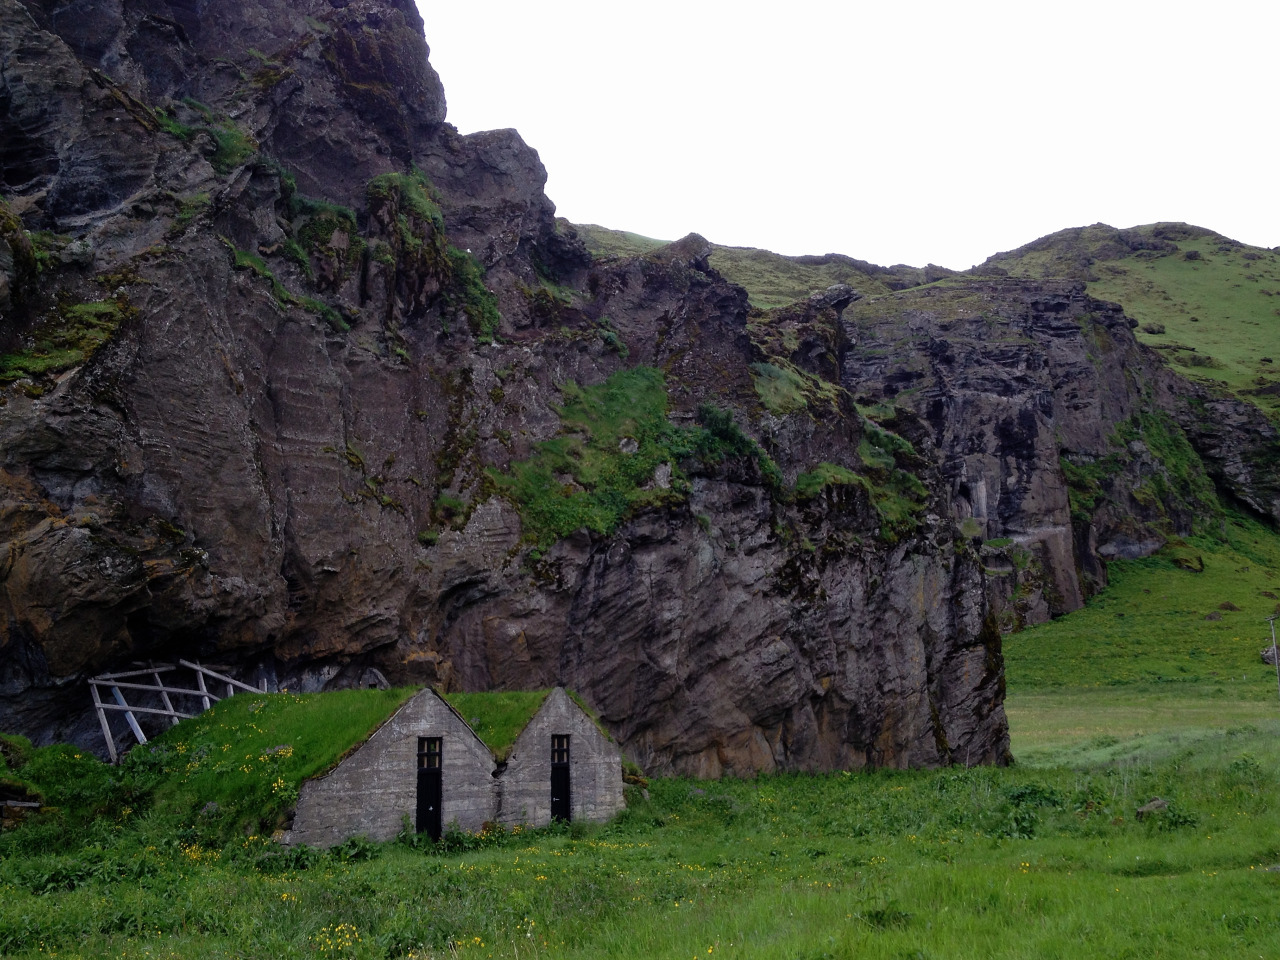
xmin=0 ymin=776 xmax=41 ymax=804
xmin=0 ymin=198 xmax=38 ymax=315
xmin=1161 ymin=540 xmax=1204 ymax=572
xmin=0 ymin=733 xmax=33 ymax=771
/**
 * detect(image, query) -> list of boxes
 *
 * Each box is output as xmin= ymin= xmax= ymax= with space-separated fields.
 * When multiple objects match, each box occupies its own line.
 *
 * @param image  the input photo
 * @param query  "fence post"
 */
xmin=112 ymin=686 xmax=147 ymax=745
xmin=153 ymin=667 xmax=179 ymax=726
xmin=90 ymin=683 xmax=118 ymax=763
xmin=195 ymin=665 xmax=211 ymax=711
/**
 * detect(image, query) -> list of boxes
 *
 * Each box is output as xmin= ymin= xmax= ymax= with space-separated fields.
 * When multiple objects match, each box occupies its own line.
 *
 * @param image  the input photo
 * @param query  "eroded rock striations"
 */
xmin=0 ymin=0 xmax=1271 ymax=773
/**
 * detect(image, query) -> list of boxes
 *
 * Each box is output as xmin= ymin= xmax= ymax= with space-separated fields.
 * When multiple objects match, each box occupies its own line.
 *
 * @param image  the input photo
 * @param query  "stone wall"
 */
xmin=286 ymin=689 xmax=496 ymax=846
xmin=498 ymin=688 xmax=624 ymax=827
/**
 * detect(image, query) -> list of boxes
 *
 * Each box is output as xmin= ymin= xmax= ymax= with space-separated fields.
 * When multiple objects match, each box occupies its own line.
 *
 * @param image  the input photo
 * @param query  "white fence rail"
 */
xmin=88 ymin=661 xmax=268 ymax=762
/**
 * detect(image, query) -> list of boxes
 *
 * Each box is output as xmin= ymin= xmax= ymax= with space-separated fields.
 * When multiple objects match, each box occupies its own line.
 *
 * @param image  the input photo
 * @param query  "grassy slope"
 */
xmin=572 ymin=222 xmax=927 ymax=308
xmin=1092 ymin=236 xmax=1280 ymax=421
xmin=148 ymin=688 xmax=415 ymax=833
xmin=1003 ymin=515 xmax=1280 ymax=694
xmin=980 ymin=223 xmax=1280 ymax=421
xmin=706 ymin=247 xmax=902 ymax=308
xmin=3 ymin=725 xmax=1279 ymax=958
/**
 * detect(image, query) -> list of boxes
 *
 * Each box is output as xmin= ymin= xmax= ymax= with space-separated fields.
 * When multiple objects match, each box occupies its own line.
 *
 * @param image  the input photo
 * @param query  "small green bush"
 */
xmin=446 ymin=247 xmax=501 ymax=342
xmin=209 ymin=125 xmax=256 ymax=174
xmin=366 ymin=170 xmax=443 ymax=231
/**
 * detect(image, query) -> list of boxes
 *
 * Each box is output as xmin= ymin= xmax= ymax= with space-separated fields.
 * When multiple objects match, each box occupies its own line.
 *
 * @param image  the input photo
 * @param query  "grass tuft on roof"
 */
xmin=444 ymin=690 xmax=550 ymax=761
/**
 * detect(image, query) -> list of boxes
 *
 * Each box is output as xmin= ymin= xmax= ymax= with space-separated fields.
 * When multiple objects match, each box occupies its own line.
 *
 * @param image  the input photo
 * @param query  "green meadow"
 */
xmin=4 ymin=519 xmax=1280 ymax=958
xmin=981 ymin=222 xmax=1280 ymax=423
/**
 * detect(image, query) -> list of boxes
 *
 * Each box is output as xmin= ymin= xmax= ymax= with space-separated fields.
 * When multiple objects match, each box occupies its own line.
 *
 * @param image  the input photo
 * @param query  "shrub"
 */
xmin=795 ymin=462 xmax=861 ymax=500
xmin=446 ymin=247 xmax=501 ymax=342
xmin=695 ymin=404 xmax=784 ymax=490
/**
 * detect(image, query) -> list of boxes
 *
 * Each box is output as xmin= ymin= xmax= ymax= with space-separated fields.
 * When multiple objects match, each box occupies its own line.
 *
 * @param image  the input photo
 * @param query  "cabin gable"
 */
xmin=286 ymin=688 xmax=496 ymax=847
xmin=497 ymin=687 xmax=624 ymax=827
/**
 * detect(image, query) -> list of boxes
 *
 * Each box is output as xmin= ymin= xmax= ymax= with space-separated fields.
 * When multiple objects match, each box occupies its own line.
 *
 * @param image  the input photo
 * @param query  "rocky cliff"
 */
xmin=1 ymin=0 xmax=1275 ymax=774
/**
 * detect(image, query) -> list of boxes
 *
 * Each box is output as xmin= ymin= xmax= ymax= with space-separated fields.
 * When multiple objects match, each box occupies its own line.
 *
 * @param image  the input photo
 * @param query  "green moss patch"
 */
xmin=0 ymin=299 xmax=129 ymax=383
xmin=226 ymin=240 xmax=344 ymax=330
xmin=1062 ymin=411 xmax=1221 ymax=530
xmin=490 ymin=367 xmax=701 ymax=545
xmin=367 ymin=171 xmax=443 ymax=231
xmin=749 ymin=359 xmax=843 ymax=416
xmin=492 ymin=373 xmax=797 ymax=547
xmin=795 ymin=462 xmax=860 ymax=500
xmin=795 ymin=422 xmax=929 ymax=542
xmin=153 ymin=101 xmax=257 ymax=175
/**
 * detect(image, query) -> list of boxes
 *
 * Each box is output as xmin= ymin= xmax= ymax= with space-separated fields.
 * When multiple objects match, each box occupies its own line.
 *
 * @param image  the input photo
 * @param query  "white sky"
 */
xmin=414 ymin=1 xmax=1278 ymax=270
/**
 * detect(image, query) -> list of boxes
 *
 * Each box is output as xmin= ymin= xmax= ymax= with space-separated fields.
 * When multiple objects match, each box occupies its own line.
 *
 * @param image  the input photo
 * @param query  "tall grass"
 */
xmin=4 ymin=513 xmax=1280 ymax=957
xmin=3 ymin=725 xmax=1278 ymax=957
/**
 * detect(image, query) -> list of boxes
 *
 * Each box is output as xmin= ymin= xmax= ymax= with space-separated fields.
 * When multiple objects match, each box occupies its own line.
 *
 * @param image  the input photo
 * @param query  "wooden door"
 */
xmin=551 ymin=734 xmax=571 ymax=822
xmin=416 ymin=737 xmax=442 ymax=840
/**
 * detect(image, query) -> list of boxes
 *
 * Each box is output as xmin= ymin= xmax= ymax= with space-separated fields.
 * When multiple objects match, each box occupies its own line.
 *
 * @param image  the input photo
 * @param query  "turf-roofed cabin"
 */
xmin=284 ymin=687 xmax=623 ymax=847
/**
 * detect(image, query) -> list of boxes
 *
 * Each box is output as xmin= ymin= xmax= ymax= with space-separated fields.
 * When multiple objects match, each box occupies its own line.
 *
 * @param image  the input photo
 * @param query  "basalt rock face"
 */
xmin=2 ymin=4 xmax=1277 ymax=779
xmin=838 ymin=279 xmax=1280 ymax=628
xmin=0 ymin=0 xmax=1010 ymax=771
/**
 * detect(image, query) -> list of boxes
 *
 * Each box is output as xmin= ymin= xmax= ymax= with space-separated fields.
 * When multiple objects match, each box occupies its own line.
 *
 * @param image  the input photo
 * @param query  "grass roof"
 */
xmin=145 ymin=687 xmax=415 ymax=836
xmin=6 ymin=685 xmax=615 ymax=840
xmin=444 ymin=690 xmax=551 ymax=761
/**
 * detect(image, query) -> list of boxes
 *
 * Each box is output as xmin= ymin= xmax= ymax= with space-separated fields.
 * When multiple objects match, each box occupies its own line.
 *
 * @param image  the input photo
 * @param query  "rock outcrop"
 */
xmin=838 ymin=278 xmax=1279 ymax=625
xmin=0 ymin=0 xmax=1012 ymax=772
xmin=2 ymin=0 xmax=1274 ymax=775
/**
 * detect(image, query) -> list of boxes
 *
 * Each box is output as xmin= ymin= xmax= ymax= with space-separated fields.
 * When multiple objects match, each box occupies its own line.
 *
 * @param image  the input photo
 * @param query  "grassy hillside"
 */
xmin=1004 ymin=514 xmax=1280 ymax=693
xmin=4 ymin=712 xmax=1278 ymax=958
xmin=571 ymin=222 xmax=946 ymax=309
xmin=576 ymin=219 xmax=1279 ymax=419
xmin=6 ymin=504 xmax=1280 ymax=958
xmin=979 ymin=223 xmax=1280 ymax=421
xmin=1003 ymin=512 xmax=1280 ymax=771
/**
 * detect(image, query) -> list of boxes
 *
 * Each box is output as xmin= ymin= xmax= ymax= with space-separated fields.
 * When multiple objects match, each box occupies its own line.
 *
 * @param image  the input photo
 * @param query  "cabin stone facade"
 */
xmin=284 ymin=687 xmax=624 ymax=848
xmin=285 ymin=688 xmax=496 ymax=847
xmin=498 ymin=688 xmax=625 ymax=827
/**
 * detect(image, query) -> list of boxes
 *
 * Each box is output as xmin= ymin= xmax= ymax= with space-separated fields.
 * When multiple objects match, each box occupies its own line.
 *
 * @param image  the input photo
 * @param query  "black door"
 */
xmin=416 ymin=737 xmax=442 ymax=840
xmin=551 ymin=734 xmax=571 ymax=822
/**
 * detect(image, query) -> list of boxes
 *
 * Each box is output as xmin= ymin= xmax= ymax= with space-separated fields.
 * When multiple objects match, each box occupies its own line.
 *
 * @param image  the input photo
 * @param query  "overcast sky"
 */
xmin=414 ymin=1 xmax=1277 ymax=270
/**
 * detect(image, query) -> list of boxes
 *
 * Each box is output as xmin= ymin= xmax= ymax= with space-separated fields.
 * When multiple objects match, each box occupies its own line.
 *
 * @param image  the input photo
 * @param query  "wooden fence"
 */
xmin=88 ymin=660 xmax=268 ymax=762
